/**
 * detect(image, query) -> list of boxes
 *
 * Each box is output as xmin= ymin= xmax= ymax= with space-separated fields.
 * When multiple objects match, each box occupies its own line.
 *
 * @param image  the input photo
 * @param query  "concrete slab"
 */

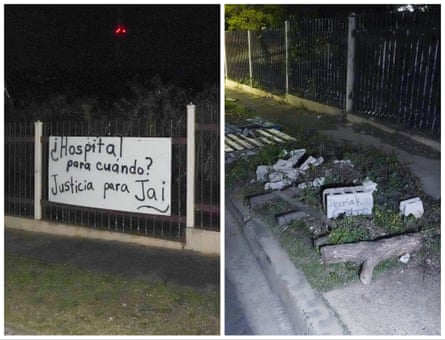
xmin=323 ymin=266 xmax=440 ymax=335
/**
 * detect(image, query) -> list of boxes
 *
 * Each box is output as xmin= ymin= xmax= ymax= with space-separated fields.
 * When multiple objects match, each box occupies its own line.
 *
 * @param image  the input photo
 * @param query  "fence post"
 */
xmin=34 ymin=121 xmax=43 ymax=220
xmin=224 ymin=36 xmax=228 ymax=80
xmin=285 ymin=20 xmax=290 ymax=96
xmin=247 ymin=30 xmax=253 ymax=87
xmin=186 ymin=103 xmax=196 ymax=228
xmin=346 ymin=14 xmax=357 ymax=113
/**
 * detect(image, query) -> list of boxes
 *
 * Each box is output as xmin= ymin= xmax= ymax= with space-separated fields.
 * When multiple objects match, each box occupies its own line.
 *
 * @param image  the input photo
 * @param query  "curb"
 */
xmin=226 ymin=194 xmax=346 ymax=335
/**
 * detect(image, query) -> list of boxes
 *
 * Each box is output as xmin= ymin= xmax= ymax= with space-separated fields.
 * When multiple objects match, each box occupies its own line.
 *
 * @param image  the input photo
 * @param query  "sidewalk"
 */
xmin=225 ymin=86 xmax=441 ymax=335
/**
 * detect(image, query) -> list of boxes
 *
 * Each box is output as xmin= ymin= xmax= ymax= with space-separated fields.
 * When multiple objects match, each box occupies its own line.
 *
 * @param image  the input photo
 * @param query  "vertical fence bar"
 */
xmin=247 ymin=30 xmax=253 ymax=87
xmin=346 ymin=14 xmax=357 ymax=113
xmin=186 ymin=103 xmax=196 ymax=228
xmin=285 ymin=20 xmax=290 ymax=96
xmin=34 ymin=121 xmax=43 ymax=220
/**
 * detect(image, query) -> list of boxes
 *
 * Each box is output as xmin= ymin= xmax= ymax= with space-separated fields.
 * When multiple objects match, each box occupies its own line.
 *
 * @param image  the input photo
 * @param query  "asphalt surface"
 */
xmin=225 ymin=205 xmax=294 ymax=335
xmin=225 ymin=85 xmax=441 ymax=336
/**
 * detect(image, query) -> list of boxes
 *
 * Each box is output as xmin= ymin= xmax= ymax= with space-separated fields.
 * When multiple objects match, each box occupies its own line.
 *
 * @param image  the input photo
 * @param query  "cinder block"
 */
xmin=323 ymin=182 xmax=377 ymax=219
xmin=400 ymin=197 xmax=424 ymax=218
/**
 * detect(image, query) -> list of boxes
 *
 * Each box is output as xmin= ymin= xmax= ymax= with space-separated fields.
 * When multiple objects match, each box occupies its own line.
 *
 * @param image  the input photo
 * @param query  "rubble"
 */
xmin=256 ymin=165 xmax=270 ymax=182
xmin=300 ymin=156 xmax=324 ymax=171
xmin=333 ymin=159 xmax=354 ymax=167
xmin=265 ymin=179 xmax=292 ymax=191
xmin=259 ymin=148 xmax=326 ymax=191
xmin=298 ymin=177 xmax=326 ymax=189
xmin=399 ymin=253 xmax=411 ymax=264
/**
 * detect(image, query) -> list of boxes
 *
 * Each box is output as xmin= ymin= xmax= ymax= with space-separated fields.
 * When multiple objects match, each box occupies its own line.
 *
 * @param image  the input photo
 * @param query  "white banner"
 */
xmin=48 ymin=136 xmax=171 ymax=216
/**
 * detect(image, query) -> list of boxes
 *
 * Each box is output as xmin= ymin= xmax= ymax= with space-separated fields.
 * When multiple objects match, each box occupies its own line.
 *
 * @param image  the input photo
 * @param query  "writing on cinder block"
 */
xmin=323 ymin=181 xmax=377 ymax=219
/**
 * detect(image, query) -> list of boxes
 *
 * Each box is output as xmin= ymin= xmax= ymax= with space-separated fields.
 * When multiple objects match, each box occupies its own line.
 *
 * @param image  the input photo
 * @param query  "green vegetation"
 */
xmin=225 ymin=100 xmax=255 ymax=120
xmin=329 ymin=217 xmax=371 ymax=244
xmin=226 ymin=100 xmax=440 ymax=291
xmin=5 ymin=255 xmax=219 ymax=335
xmin=373 ymin=207 xmax=409 ymax=234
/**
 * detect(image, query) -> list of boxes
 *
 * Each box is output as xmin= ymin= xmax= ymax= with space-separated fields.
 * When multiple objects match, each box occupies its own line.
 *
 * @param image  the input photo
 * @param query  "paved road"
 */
xmin=225 ymin=206 xmax=295 ymax=335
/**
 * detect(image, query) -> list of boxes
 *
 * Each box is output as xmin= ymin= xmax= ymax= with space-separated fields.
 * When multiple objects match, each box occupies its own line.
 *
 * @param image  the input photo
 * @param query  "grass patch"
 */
xmin=5 ymin=255 xmax=219 ymax=335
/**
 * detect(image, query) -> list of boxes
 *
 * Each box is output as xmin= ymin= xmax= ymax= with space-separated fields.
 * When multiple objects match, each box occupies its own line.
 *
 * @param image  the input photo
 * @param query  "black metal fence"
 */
xmin=251 ymin=28 xmax=286 ymax=93
xmin=288 ymin=17 xmax=347 ymax=108
xmin=5 ymin=105 xmax=220 ymax=241
xmin=354 ymin=11 xmax=440 ymax=132
xmin=195 ymin=101 xmax=220 ymax=231
xmin=4 ymin=122 xmax=35 ymax=218
xmin=225 ymin=10 xmax=440 ymax=134
xmin=225 ymin=31 xmax=250 ymax=85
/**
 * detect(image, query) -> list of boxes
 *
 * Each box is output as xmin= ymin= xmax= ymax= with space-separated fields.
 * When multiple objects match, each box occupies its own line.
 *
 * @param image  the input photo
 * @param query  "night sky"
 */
xmin=5 ymin=5 xmax=220 ymax=91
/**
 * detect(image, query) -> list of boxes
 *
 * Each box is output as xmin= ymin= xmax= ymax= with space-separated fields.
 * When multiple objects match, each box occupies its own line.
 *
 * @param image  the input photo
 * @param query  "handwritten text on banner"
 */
xmin=48 ymin=136 xmax=172 ymax=216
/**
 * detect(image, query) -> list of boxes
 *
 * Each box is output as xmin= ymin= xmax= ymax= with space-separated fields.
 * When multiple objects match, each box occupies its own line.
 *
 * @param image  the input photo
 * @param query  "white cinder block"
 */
xmin=323 ymin=181 xmax=377 ymax=219
xmin=325 ymin=190 xmax=374 ymax=219
xmin=399 ymin=197 xmax=424 ymax=218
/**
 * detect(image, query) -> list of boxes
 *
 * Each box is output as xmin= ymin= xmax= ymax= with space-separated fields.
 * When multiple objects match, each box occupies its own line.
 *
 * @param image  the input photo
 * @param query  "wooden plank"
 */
xmin=237 ymin=134 xmax=264 ymax=147
xmin=227 ymin=134 xmax=255 ymax=149
xmin=256 ymin=129 xmax=286 ymax=143
xmin=265 ymin=128 xmax=296 ymax=141
xmin=225 ymin=136 xmax=245 ymax=151
xmin=225 ymin=144 xmax=234 ymax=152
xmin=258 ymin=136 xmax=275 ymax=145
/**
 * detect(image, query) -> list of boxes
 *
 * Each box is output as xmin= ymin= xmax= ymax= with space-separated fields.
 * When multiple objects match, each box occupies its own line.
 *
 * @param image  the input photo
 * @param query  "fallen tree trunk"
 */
xmin=320 ymin=233 xmax=423 ymax=285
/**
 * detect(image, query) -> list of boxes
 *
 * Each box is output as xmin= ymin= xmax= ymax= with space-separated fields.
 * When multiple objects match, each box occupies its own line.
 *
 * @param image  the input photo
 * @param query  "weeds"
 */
xmin=329 ymin=217 xmax=371 ymax=244
xmin=225 ymin=101 xmax=254 ymax=120
xmin=373 ymin=207 xmax=408 ymax=234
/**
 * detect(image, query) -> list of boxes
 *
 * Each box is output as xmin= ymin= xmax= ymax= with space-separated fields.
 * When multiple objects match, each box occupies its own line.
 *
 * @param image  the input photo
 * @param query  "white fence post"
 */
xmin=247 ymin=30 xmax=253 ymax=88
xmin=34 ymin=121 xmax=43 ymax=220
xmin=346 ymin=14 xmax=357 ymax=113
xmin=285 ymin=20 xmax=290 ymax=97
xmin=186 ymin=103 xmax=196 ymax=228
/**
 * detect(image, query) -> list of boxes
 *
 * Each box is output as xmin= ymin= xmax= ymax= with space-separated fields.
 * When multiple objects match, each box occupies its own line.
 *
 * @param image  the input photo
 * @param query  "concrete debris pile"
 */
xmin=256 ymin=148 xmax=425 ymax=221
xmin=256 ymin=148 xmax=326 ymax=191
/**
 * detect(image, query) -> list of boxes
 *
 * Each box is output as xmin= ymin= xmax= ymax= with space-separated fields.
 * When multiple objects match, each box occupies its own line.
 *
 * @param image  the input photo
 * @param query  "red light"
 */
xmin=114 ymin=25 xmax=127 ymax=35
